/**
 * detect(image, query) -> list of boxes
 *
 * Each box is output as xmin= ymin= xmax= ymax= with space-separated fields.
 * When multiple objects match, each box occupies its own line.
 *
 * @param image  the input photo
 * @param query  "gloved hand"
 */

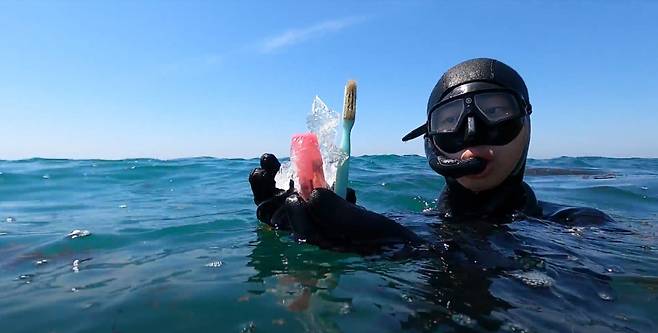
xmin=249 ymin=153 xmax=421 ymax=248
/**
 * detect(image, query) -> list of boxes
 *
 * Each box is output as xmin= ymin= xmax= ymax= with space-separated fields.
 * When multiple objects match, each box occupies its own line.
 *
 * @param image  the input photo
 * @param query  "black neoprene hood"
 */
xmin=403 ymin=58 xmax=531 ymax=142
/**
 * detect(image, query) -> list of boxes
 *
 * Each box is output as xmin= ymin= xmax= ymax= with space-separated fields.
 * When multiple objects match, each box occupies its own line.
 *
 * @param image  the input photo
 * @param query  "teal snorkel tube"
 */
xmin=334 ymin=80 xmax=356 ymax=199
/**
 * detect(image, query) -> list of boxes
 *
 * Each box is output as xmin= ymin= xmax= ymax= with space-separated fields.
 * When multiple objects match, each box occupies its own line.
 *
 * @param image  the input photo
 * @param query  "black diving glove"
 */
xmin=249 ymin=153 xmax=421 ymax=247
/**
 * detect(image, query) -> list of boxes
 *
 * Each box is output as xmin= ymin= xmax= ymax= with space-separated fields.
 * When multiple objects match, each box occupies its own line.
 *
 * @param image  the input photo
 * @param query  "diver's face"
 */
xmin=440 ymin=121 xmax=530 ymax=192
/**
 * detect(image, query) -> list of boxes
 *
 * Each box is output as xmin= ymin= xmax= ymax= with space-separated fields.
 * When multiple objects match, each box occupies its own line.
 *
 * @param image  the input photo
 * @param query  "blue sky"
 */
xmin=1 ymin=0 xmax=657 ymax=159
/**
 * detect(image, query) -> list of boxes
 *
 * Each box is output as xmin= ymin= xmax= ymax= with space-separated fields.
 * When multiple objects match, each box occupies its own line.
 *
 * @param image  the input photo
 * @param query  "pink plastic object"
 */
xmin=291 ymin=133 xmax=328 ymax=200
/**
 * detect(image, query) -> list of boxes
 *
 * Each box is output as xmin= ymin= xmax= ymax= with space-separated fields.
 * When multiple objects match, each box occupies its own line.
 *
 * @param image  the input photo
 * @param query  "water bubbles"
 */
xmin=35 ymin=259 xmax=48 ymax=266
xmin=272 ymin=319 xmax=286 ymax=326
xmin=640 ymin=186 xmax=648 ymax=190
xmin=42 ymin=174 xmax=50 ymax=179
xmin=6 ymin=216 xmax=16 ymax=223
xmin=119 ymin=204 xmax=128 ymax=208
xmin=19 ymin=274 xmax=34 ymax=280
xmin=401 ymin=293 xmax=414 ymax=303
xmin=451 ymin=313 xmax=476 ymax=328
xmin=71 ymin=258 xmax=91 ymax=273
xmin=339 ymin=303 xmax=351 ymax=315
xmin=241 ymin=321 xmax=256 ymax=333
xmin=566 ymin=226 xmax=584 ymax=236
xmin=204 ymin=261 xmax=223 ymax=268
xmin=67 ymin=229 xmax=91 ymax=239
xmin=510 ymin=270 xmax=554 ymax=288
xmin=17 ymin=274 xmax=34 ymax=284
xmin=501 ymin=322 xmax=529 ymax=333
xmin=72 ymin=260 xmax=81 ymax=272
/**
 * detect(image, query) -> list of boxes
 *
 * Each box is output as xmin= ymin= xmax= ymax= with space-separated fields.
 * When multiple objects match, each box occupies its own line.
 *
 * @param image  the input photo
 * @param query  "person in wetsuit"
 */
xmin=248 ymin=57 xmax=612 ymax=248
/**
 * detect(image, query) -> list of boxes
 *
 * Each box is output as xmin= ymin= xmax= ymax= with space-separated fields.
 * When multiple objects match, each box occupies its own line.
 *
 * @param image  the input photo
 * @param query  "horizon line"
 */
xmin=1 ymin=154 xmax=657 ymax=162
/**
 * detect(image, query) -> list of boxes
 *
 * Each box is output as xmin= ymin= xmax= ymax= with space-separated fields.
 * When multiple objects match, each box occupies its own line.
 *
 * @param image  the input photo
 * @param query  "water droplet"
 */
xmin=18 ymin=274 xmax=34 ymax=280
xmin=204 ymin=261 xmax=223 ymax=268
xmin=510 ymin=271 xmax=554 ymax=288
xmin=67 ymin=229 xmax=91 ymax=239
xmin=6 ymin=217 xmax=16 ymax=223
xmin=42 ymin=174 xmax=50 ymax=179
xmin=130 ymin=166 xmax=136 ymax=170
xmin=119 ymin=204 xmax=127 ymax=208
xmin=401 ymin=294 xmax=413 ymax=303
xmin=641 ymin=186 xmax=648 ymax=190
xmin=35 ymin=259 xmax=48 ymax=266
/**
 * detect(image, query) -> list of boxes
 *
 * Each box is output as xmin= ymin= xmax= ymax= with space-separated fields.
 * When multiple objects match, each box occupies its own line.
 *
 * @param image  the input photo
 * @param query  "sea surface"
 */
xmin=0 ymin=156 xmax=656 ymax=333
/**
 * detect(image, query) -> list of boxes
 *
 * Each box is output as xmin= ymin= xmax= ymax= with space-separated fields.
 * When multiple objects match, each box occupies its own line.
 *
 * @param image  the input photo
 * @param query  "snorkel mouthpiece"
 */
xmin=424 ymin=137 xmax=487 ymax=178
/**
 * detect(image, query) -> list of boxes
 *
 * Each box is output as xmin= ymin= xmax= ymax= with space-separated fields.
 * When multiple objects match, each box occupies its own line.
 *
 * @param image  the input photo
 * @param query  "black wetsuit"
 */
xmin=437 ymin=174 xmax=613 ymax=226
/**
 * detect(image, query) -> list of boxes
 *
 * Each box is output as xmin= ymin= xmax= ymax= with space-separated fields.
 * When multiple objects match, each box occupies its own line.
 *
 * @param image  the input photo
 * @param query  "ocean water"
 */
xmin=0 ymin=155 xmax=657 ymax=333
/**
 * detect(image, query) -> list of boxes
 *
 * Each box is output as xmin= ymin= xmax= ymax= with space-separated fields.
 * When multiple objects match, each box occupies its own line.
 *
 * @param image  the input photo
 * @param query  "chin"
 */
xmin=458 ymin=180 xmax=494 ymax=192
xmin=457 ymin=174 xmax=506 ymax=193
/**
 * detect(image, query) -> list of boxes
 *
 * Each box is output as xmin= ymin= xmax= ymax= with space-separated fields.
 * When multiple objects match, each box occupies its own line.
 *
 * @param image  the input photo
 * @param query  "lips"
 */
xmin=459 ymin=147 xmax=495 ymax=178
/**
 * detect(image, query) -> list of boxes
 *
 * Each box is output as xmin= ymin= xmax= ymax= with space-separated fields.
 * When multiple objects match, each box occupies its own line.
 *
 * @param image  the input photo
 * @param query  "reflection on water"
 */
xmin=245 ymin=208 xmax=657 ymax=332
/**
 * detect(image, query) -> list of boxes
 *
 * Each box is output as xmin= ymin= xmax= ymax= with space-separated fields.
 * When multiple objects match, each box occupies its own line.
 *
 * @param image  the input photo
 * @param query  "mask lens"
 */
xmin=474 ymin=92 xmax=521 ymax=125
xmin=429 ymin=99 xmax=465 ymax=134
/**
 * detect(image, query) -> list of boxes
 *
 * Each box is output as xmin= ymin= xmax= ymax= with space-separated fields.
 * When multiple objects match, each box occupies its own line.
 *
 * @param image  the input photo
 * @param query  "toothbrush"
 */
xmin=334 ymin=80 xmax=356 ymax=199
